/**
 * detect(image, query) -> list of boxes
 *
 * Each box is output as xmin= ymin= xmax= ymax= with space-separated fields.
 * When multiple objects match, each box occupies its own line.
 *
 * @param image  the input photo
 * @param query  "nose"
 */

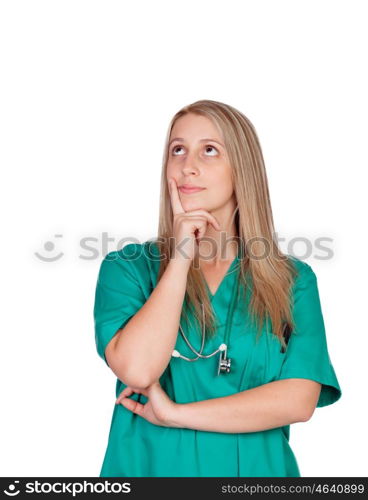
xmin=181 ymin=151 xmax=200 ymax=176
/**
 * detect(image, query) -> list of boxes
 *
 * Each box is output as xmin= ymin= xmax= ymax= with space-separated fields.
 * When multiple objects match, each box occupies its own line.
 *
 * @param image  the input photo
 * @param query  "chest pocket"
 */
xmin=234 ymin=319 xmax=292 ymax=392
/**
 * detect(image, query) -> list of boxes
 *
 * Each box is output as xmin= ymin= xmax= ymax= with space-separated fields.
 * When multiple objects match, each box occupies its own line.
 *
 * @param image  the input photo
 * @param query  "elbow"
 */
xmin=120 ymin=365 xmax=165 ymax=391
xmin=104 ymin=334 xmax=152 ymax=389
xmin=298 ymin=387 xmax=321 ymax=422
xmin=109 ymin=360 xmax=153 ymax=390
xmin=289 ymin=379 xmax=321 ymax=423
xmin=122 ymin=370 xmax=153 ymax=391
xmin=108 ymin=355 xmax=153 ymax=390
xmin=297 ymin=405 xmax=316 ymax=423
xmin=104 ymin=335 xmax=159 ymax=390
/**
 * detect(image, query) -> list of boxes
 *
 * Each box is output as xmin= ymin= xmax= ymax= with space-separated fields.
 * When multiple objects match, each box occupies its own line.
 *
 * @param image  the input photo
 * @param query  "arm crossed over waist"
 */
xmin=168 ymin=378 xmax=321 ymax=433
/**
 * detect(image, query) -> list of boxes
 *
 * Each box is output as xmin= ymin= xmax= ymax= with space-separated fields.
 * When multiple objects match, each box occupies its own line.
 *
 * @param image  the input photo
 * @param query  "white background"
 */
xmin=1 ymin=0 xmax=366 ymax=477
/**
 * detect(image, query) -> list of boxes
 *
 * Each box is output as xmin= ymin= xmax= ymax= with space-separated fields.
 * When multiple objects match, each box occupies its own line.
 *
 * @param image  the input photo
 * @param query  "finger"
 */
xmin=115 ymin=386 xmax=133 ymax=404
xmin=119 ymin=396 xmax=145 ymax=416
xmin=184 ymin=216 xmax=210 ymax=232
xmin=182 ymin=211 xmax=221 ymax=231
xmin=184 ymin=214 xmax=220 ymax=230
xmin=169 ymin=178 xmax=185 ymax=215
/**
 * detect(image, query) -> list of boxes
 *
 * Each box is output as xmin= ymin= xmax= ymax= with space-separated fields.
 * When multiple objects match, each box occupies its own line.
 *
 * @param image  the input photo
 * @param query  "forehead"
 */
xmin=170 ymin=113 xmax=223 ymax=142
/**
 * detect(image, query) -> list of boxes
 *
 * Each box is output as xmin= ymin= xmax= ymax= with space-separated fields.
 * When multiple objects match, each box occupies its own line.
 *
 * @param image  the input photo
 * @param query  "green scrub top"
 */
xmin=93 ymin=240 xmax=342 ymax=477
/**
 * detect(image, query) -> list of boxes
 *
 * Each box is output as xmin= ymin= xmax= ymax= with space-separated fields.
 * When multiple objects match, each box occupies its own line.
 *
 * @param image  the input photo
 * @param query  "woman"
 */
xmin=93 ymin=99 xmax=342 ymax=477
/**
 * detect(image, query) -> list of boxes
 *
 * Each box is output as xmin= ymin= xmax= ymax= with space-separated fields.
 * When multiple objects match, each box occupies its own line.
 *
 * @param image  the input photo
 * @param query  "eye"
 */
xmin=204 ymin=145 xmax=218 ymax=156
xmin=171 ymin=145 xmax=185 ymax=155
xmin=171 ymin=144 xmax=219 ymax=156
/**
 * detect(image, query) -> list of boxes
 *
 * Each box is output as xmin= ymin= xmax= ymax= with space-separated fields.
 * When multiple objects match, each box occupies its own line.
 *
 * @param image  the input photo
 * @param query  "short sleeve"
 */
xmin=278 ymin=262 xmax=342 ymax=408
xmin=93 ymin=248 xmax=147 ymax=367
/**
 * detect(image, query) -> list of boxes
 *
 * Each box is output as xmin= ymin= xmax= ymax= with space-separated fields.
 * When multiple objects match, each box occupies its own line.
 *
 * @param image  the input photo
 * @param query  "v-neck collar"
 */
xmin=202 ymin=254 xmax=239 ymax=300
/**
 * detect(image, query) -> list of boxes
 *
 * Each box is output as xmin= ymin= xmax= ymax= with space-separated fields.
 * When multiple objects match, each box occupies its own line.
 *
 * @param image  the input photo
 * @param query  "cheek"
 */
xmin=210 ymin=171 xmax=234 ymax=197
xmin=166 ymin=164 xmax=173 ymax=177
xmin=166 ymin=163 xmax=180 ymax=182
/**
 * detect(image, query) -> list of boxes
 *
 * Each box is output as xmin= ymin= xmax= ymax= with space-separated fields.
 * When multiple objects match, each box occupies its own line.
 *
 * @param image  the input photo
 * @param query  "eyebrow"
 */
xmin=168 ymin=137 xmax=224 ymax=147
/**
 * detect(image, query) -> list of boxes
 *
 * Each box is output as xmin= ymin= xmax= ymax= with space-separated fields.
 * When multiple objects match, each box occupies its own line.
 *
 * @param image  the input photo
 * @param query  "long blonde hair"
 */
xmin=154 ymin=99 xmax=298 ymax=351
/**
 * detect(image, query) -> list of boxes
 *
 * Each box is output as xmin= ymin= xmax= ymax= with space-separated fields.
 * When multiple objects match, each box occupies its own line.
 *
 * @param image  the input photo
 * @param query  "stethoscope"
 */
xmin=171 ymin=270 xmax=240 ymax=376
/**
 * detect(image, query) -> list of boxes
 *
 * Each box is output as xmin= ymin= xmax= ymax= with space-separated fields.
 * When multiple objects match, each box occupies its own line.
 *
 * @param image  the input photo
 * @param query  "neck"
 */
xmin=198 ymin=208 xmax=239 ymax=265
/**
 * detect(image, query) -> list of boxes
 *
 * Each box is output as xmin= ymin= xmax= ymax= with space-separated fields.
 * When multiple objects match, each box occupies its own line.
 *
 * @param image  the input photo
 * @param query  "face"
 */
xmin=166 ymin=113 xmax=235 ymax=214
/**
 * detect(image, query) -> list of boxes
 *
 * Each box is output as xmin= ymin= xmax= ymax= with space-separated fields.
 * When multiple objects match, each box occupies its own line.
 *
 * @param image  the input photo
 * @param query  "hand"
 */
xmin=168 ymin=178 xmax=221 ymax=263
xmin=115 ymin=380 xmax=180 ymax=428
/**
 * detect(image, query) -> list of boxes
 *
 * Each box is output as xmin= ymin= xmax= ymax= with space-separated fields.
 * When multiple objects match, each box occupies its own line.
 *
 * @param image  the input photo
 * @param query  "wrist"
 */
xmin=166 ymin=402 xmax=187 ymax=428
xmin=166 ymin=256 xmax=192 ymax=275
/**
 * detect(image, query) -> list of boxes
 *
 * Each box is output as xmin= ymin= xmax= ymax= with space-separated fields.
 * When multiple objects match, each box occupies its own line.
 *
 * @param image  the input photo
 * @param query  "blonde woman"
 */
xmin=93 ymin=99 xmax=341 ymax=477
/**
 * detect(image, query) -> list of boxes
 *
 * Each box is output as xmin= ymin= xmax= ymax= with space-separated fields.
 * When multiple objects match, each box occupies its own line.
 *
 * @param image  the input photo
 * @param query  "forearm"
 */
xmin=169 ymin=379 xmax=308 ymax=433
xmin=110 ymin=259 xmax=190 ymax=388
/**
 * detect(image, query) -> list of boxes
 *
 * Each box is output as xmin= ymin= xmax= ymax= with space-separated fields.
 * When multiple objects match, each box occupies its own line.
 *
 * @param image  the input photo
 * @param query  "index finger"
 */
xmin=169 ymin=178 xmax=185 ymax=215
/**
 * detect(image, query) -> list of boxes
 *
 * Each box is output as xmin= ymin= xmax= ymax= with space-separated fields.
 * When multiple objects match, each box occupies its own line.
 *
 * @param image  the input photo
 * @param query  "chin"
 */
xmin=182 ymin=199 xmax=206 ymax=209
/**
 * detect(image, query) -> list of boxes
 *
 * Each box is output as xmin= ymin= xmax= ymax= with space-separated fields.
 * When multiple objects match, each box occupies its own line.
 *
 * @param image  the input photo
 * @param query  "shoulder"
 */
xmin=98 ymin=240 xmax=161 ymax=286
xmin=103 ymin=240 xmax=159 ymax=263
xmin=287 ymin=254 xmax=314 ymax=274
xmin=286 ymin=255 xmax=318 ymax=291
xmin=104 ymin=242 xmax=144 ymax=262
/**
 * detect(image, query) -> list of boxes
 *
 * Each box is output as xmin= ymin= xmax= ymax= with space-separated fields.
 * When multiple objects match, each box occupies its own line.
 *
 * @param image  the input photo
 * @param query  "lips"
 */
xmin=179 ymin=185 xmax=205 ymax=194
